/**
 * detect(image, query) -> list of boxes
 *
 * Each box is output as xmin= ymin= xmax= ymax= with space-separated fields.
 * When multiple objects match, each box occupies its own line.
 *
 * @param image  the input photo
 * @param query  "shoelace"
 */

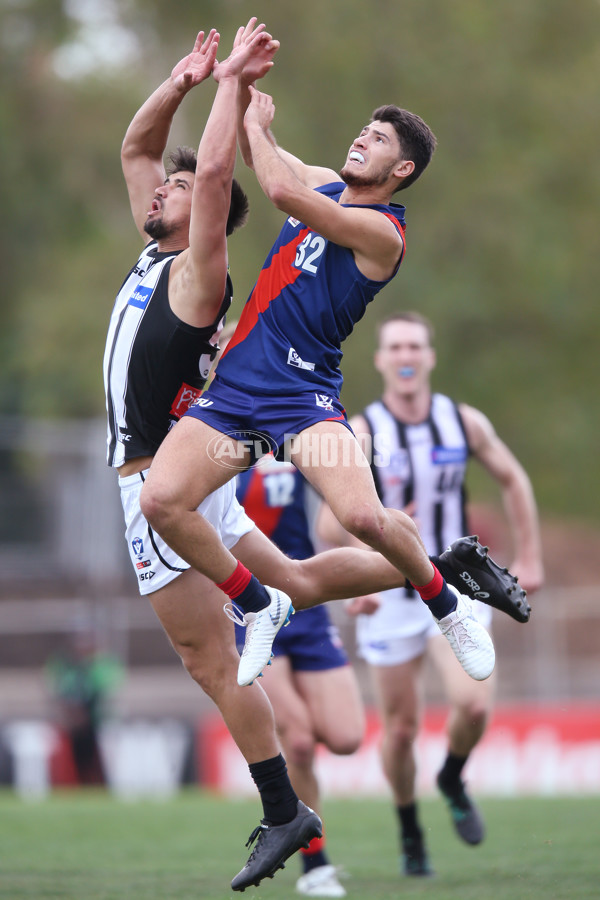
xmin=441 ymin=612 xmax=479 ymax=650
xmin=244 ymin=823 xmax=269 ymax=861
xmin=223 ymin=602 xmax=249 ymax=626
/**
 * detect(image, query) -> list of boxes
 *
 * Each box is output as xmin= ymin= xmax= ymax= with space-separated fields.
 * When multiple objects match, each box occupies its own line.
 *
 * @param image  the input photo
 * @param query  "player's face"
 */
xmin=375 ymin=320 xmax=436 ymax=396
xmin=340 ymin=121 xmax=403 ymax=188
xmin=144 ymin=171 xmax=194 ymax=241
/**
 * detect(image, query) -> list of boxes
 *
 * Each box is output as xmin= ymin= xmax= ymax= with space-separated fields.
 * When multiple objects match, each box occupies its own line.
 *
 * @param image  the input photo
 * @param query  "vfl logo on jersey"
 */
xmin=287 ymin=348 xmax=315 ymax=371
xmin=170 ymin=382 xmax=202 ymax=419
xmin=128 ymin=285 xmax=152 ymax=310
xmin=287 ymin=216 xmax=301 ymax=227
xmin=315 ymin=394 xmax=335 ymax=412
xmin=431 ymin=446 xmax=468 ymax=465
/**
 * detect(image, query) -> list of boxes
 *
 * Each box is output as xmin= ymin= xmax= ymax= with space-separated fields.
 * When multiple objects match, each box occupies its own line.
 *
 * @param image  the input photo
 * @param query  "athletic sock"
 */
xmin=438 ymin=751 xmax=468 ymax=789
xmin=413 ymin=564 xmax=457 ymax=620
xmin=248 ymin=753 xmax=298 ymax=825
xmin=301 ymin=835 xmax=329 ymax=873
xmin=217 ymin=560 xmax=270 ymax=614
xmin=397 ymin=802 xmax=422 ymax=842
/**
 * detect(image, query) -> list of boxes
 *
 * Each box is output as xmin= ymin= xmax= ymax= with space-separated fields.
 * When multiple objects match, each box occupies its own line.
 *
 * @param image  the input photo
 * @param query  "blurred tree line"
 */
xmin=0 ymin=0 xmax=598 ymax=523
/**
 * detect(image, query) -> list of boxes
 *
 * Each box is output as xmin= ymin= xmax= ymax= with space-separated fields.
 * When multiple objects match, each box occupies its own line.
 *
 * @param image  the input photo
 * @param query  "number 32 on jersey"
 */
xmin=294 ymin=232 xmax=326 ymax=276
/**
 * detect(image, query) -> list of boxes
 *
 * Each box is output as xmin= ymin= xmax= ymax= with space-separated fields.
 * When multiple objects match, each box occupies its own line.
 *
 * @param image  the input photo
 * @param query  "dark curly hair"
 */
xmin=370 ymin=106 xmax=437 ymax=192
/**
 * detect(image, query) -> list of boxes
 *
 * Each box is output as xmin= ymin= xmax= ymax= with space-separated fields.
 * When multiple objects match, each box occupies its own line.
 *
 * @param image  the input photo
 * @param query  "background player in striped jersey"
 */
xmin=319 ymin=312 xmax=544 ymax=877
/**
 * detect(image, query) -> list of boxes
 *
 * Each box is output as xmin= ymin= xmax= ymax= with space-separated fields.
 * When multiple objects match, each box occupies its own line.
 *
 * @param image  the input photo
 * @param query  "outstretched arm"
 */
xmin=243 ymin=87 xmax=403 ymax=281
xmin=234 ymin=24 xmax=337 ymax=189
xmin=461 ymin=404 xmax=545 ymax=594
xmin=168 ymin=22 xmax=275 ymax=328
xmin=121 ymin=30 xmax=220 ymax=239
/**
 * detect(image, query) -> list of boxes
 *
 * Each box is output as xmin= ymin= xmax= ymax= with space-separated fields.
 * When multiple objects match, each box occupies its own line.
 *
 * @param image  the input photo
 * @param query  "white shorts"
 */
xmin=118 ymin=470 xmax=255 ymax=596
xmin=356 ymin=586 xmax=493 ymax=667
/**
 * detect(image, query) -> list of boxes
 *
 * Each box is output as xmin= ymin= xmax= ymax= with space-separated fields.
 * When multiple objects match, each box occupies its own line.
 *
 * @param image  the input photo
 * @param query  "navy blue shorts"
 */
xmin=184 ymin=375 xmax=352 ymax=465
xmin=235 ymin=605 xmax=349 ymax=672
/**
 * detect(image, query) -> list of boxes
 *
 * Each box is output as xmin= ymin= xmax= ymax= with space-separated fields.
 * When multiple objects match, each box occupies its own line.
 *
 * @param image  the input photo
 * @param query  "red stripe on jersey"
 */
xmin=220 ymin=227 xmax=310 ymax=360
xmin=383 ymin=213 xmax=407 ymax=265
xmin=240 ymin=469 xmax=284 ymax=538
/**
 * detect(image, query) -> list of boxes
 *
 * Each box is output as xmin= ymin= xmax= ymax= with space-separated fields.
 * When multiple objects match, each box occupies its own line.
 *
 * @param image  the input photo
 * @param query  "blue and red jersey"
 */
xmin=217 ymin=182 xmax=406 ymax=397
xmin=235 ymin=457 xmax=314 ymax=560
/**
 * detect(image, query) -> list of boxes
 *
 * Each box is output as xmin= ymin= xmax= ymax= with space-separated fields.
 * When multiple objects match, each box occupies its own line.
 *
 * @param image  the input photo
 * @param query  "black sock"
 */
xmin=396 ymin=802 xmax=422 ymax=842
xmin=438 ymin=751 xmax=468 ymax=788
xmin=248 ymin=754 xmax=298 ymax=825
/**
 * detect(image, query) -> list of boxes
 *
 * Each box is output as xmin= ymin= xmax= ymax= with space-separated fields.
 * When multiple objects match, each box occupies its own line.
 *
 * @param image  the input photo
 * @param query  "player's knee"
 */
xmin=457 ymin=698 xmax=489 ymax=731
xmin=339 ymin=503 xmax=385 ymax=546
xmin=285 ymin=732 xmax=316 ymax=768
xmin=386 ymin=715 xmax=418 ymax=754
xmin=178 ymin=644 xmax=231 ymax=698
xmin=324 ymin=727 xmax=363 ymax=756
xmin=140 ymin=480 xmax=172 ymax=529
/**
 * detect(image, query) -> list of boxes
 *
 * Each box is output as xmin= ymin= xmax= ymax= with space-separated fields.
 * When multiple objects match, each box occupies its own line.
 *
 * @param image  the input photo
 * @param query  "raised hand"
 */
xmin=171 ymin=29 xmax=220 ymax=92
xmin=244 ymin=85 xmax=276 ymax=133
xmin=213 ymin=20 xmax=276 ymax=83
xmin=232 ymin=16 xmax=280 ymax=85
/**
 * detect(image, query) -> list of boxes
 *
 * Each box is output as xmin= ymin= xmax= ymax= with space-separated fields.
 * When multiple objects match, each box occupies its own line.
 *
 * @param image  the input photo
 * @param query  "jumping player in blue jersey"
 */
xmin=141 ymin=25 xmax=528 ymax=777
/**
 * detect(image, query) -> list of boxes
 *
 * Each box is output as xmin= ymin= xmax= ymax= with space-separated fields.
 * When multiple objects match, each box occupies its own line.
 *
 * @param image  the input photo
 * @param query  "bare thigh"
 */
xmin=293 ymin=666 xmax=365 ymax=754
xmin=370 ymin=656 xmax=425 ymax=736
xmin=259 ymin=657 xmax=314 ymax=742
xmin=144 ymin=416 xmax=249 ymax=511
xmin=288 ymin=421 xmax=383 ymax=530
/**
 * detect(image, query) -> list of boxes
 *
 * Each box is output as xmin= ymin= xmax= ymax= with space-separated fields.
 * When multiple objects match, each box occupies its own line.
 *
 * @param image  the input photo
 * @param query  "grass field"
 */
xmin=0 ymin=790 xmax=597 ymax=899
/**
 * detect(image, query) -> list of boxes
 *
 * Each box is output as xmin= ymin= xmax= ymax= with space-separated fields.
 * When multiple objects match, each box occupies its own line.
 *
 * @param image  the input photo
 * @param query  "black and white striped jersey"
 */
xmin=362 ymin=394 xmax=471 ymax=557
xmin=104 ymin=241 xmax=232 ymax=467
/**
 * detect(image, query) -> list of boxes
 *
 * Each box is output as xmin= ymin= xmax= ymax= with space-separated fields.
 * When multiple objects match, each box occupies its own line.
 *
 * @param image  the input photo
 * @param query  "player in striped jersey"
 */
xmin=103 ymin=25 xmax=328 ymax=891
xmin=320 ymin=312 xmax=544 ymax=876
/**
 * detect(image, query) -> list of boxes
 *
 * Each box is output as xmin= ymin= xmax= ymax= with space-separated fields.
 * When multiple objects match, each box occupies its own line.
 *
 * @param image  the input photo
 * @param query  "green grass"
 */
xmin=0 ymin=790 xmax=597 ymax=899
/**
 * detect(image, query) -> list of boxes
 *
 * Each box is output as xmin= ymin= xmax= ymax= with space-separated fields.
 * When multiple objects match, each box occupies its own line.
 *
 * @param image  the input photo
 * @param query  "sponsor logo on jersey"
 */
xmin=287 ymin=348 xmax=315 ymax=371
xmin=136 ymin=559 xmax=151 ymax=570
xmin=287 ymin=216 xmax=301 ymax=227
xmin=192 ymin=397 xmax=214 ymax=408
xmin=128 ymin=284 xmax=152 ymax=310
xmin=170 ymin=382 xmax=202 ymax=419
xmin=315 ymin=393 xmax=335 ymax=411
xmin=431 ymin=446 xmax=468 ymax=465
